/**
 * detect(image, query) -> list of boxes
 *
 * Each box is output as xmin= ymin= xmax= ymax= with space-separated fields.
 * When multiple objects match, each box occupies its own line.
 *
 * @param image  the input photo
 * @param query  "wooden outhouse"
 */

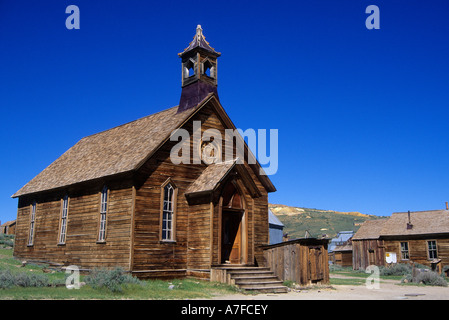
xmin=12 ymin=26 xmax=276 ymax=280
xmin=262 ymin=238 xmax=329 ymax=286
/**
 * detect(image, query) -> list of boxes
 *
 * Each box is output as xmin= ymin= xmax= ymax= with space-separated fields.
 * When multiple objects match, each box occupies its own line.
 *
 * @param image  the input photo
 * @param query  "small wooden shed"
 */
xmin=1 ymin=220 xmax=16 ymax=235
xmin=332 ymin=241 xmax=353 ymax=267
xmin=262 ymin=238 xmax=329 ymax=286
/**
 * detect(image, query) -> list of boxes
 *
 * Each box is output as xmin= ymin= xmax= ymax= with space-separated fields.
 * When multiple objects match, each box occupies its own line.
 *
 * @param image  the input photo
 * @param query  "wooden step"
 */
xmin=242 ymin=286 xmax=289 ymax=294
xmin=232 ymin=275 xmax=279 ymax=282
xmin=235 ymin=280 xmax=285 ymax=288
xmin=227 ymin=270 xmax=273 ymax=276
xmin=211 ymin=266 xmax=289 ymax=294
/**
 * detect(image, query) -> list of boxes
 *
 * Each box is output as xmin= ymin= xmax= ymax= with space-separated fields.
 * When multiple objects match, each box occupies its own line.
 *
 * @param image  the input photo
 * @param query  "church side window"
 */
xmin=98 ymin=186 xmax=108 ymax=242
xmin=161 ymin=180 xmax=177 ymax=241
xmin=28 ymin=201 xmax=37 ymax=246
xmin=58 ymin=195 xmax=69 ymax=244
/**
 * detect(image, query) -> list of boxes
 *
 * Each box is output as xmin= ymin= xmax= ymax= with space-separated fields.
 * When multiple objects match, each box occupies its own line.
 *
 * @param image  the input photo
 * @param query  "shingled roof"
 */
xmin=13 ymin=94 xmax=275 ymax=198
xmin=353 ymin=210 xmax=449 ymax=240
xmin=381 ymin=210 xmax=449 ymax=237
xmin=185 ymin=160 xmax=236 ymax=195
xmin=1 ymin=220 xmax=16 ymax=228
xmin=12 ymin=97 xmax=204 ymax=198
xmin=352 ymin=219 xmax=387 ymax=240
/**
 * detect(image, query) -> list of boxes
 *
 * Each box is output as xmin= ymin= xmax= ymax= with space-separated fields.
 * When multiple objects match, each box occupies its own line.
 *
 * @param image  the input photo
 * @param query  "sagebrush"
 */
xmin=0 ymin=270 xmax=56 ymax=289
xmin=85 ymin=267 xmax=142 ymax=293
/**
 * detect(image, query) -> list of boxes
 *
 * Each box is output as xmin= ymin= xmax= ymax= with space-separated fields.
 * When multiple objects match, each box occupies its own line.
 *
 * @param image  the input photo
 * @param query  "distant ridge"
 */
xmin=269 ymin=204 xmax=370 ymax=218
xmin=269 ymin=204 xmax=385 ymax=239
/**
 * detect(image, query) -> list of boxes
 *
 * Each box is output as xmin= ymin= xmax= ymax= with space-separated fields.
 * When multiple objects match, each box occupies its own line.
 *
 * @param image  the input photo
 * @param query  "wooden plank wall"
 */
xmin=252 ymin=193 xmax=268 ymax=266
xmin=353 ymin=237 xmax=449 ymax=270
xmin=263 ymin=240 xmax=329 ymax=286
xmin=352 ymin=239 xmax=385 ymax=270
xmin=383 ymin=238 xmax=449 ymax=267
xmin=132 ymin=152 xmax=194 ymax=277
xmin=334 ymin=251 xmax=353 ymax=267
xmin=132 ymin=104 xmax=222 ymax=278
xmin=14 ymin=181 xmax=134 ymax=269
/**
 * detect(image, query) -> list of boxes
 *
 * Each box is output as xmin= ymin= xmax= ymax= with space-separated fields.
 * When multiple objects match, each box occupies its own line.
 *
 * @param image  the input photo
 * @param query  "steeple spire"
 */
xmin=178 ymin=25 xmax=220 ymax=113
xmin=178 ymin=25 xmax=220 ymax=58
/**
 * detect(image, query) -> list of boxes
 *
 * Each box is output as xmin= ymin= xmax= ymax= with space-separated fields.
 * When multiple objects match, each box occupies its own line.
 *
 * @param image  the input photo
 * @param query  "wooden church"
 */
xmin=12 ymin=26 xmax=276 ymax=280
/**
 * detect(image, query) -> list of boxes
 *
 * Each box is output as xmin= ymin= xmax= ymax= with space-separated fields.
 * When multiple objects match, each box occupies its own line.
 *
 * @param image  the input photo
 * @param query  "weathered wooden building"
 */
xmin=352 ymin=220 xmax=386 ymax=270
xmin=328 ymin=230 xmax=353 ymax=266
xmin=262 ymin=238 xmax=329 ymax=286
xmin=12 ymin=26 xmax=276 ymax=280
xmin=352 ymin=210 xmax=449 ymax=271
xmin=331 ymin=241 xmax=353 ymax=267
xmin=1 ymin=220 xmax=16 ymax=235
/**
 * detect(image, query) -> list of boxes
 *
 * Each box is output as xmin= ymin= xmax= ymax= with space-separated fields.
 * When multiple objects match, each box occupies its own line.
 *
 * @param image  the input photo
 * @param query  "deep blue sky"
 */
xmin=1 ymin=0 xmax=449 ymax=223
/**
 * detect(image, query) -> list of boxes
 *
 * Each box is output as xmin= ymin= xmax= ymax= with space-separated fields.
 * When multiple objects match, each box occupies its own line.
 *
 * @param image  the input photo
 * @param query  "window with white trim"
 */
xmin=162 ymin=183 xmax=175 ymax=241
xmin=59 ymin=195 xmax=69 ymax=244
xmin=427 ymin=240 xmax=438 ymax=259
xmin=400 ymin=242 xmax=409 ymax=260
xmin=28 ymin=201 xmax=36 ymax=246
xmin=98 ymin=186 xmax=108 ymax=242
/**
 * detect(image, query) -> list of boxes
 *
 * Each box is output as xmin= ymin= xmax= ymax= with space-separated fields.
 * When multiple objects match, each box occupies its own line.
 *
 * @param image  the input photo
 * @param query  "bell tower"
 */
xmin=178 ymin=25 xmax=221 ymax=113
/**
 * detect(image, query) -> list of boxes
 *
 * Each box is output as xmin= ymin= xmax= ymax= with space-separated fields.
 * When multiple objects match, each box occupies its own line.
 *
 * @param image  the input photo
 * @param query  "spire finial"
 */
xmin=196 ymin=25 xmax=203 ymax=39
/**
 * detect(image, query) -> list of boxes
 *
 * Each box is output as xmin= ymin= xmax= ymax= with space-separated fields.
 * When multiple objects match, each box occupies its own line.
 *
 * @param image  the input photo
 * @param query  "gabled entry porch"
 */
xmin=185 ymin=160 xmax=262 ymax=269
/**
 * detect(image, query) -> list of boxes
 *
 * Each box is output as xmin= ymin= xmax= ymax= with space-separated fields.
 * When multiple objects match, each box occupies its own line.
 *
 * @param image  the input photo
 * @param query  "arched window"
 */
xmin=161 ymin=180 xmax=177 ymax=241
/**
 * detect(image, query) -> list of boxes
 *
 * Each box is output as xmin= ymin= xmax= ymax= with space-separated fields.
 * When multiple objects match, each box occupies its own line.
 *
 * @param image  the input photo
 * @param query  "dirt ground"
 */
xmin=211 ymin=275 xmax=449 ymax=300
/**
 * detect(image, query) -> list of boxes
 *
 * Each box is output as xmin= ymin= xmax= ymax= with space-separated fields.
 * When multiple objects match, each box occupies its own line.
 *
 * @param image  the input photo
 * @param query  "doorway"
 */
xmin=219 ymin=180 xmax=247 ymax=265
xmin=221 ymin=209 xmax=243 ymax=264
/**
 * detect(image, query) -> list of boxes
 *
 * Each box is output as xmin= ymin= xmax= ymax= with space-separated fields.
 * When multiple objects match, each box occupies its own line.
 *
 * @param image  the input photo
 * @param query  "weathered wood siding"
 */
xmin=334 ymin=251 xmax=353 ymax=267
xmin=132 ymin=102 xmax=270 ymax=277
xmin=352 ymin=239 xmax=385 ymax=270
xmin=383 ymin=237 xmax=449 ymax=267
xmin=353 ymin=237 xmax=449 ymax=270
xmin=263 ymin=239 xmax=329 ymax=286
xmin=14 ymin=181 xmax=134 ymax=269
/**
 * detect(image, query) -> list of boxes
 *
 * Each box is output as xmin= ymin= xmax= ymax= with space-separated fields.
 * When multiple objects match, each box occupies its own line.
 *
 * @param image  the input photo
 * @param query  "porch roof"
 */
xmin=185 ymin=159 xmax=261 ymax=198
xmin=185 ymin=160 xmax=236 ymax=195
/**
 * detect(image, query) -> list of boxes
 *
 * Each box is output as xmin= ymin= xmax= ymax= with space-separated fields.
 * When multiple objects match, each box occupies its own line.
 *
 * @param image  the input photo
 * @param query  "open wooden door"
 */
xmin=221 ymin=210 xmax=243 ymax=264
xmin=220 ymin=180 xmax=247 ymax=264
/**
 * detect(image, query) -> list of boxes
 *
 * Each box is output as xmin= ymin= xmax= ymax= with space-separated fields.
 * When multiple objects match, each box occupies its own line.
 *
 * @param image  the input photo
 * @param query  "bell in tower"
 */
xmin=178 ymin=25 xmax=221 ymax=113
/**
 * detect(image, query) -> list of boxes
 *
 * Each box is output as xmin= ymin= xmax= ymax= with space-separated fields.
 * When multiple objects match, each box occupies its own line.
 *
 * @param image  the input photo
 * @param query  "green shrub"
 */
xmin=85 ymin=267 xmax=142 ymax=293
xmin=0 ymin=270 xmax=15 ymax=289
xmin=379 ymin=263 xmax=412 ymax=276
xmin=329 ymin=264 xmax=343 ymax=272
xmin=415 ymin=271 xmax=448 ymax=287
xmin=0 ymin=270 xmax=50 ymax=289
xmin=0 ymin=234 xmax=14 ymax=248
